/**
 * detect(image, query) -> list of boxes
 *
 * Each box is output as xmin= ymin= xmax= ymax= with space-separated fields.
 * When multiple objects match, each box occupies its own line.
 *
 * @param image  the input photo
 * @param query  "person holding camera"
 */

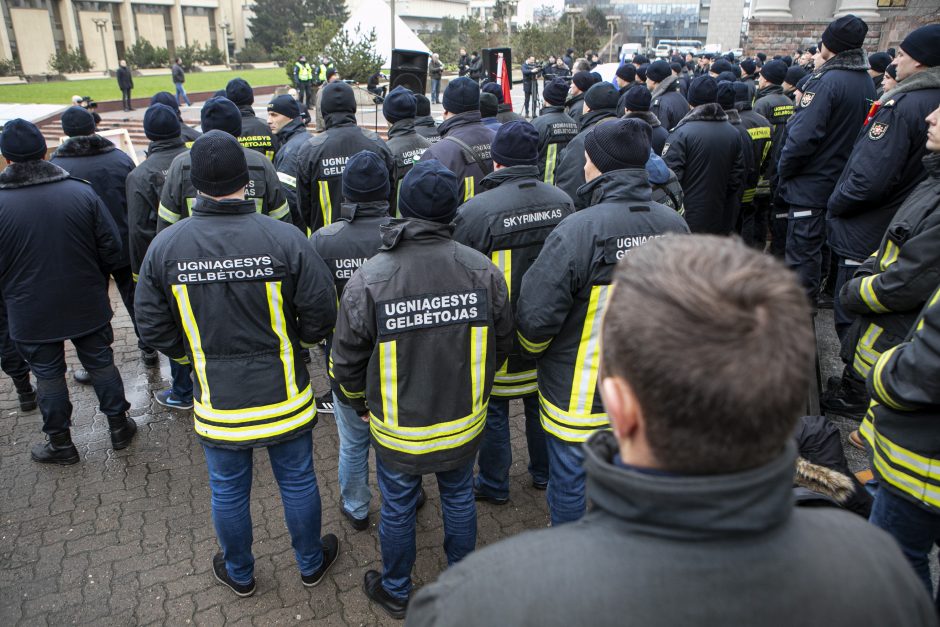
xmin=522 ymin=55 xmax=541 ymax=118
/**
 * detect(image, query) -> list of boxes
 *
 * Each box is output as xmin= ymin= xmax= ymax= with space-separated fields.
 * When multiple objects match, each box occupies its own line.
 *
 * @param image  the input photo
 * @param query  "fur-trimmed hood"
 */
xmin=651 ymin=74 xmax=680 ymax=100
xmin=52 ymin=134 xmax=116 ymax=158
xmin=623 ymin=110 xmax=662 ymax=128
xmin=880 ymin=65 xmax=940 ymax=104
xmin=673 ymin=103 xmax=727 ymax=130
xmin=0 ymin=160 xmax=70 ymax=190
xmin=817 ymin=48 xmax=869 ymax=74
xmin=793 ymin=456 xmax=855 ymax=505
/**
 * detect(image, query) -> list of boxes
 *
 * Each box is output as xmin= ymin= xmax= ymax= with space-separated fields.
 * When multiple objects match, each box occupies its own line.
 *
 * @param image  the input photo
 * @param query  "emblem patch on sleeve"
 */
xmin=799 ymin=91 xmax=815 ymax=108
xmin=868 ymin=122 xmax=889 ymax=141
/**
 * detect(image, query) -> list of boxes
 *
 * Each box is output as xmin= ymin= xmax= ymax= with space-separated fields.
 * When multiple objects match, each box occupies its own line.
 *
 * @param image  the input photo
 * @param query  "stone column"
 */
xmin=121 ymin=0 xmax=136 ymax=47
xmin=171 ymin=0 xmax=186 ymax=48
xmin=58 ymin=0 xmax=80 ymax=49
xmin=0 ymin=8 xmax=13 ymax=60
xmin=833 ymin=0 xmax=881 ymax=19
xmin=751 ymin=0 xmax=793 ymax=19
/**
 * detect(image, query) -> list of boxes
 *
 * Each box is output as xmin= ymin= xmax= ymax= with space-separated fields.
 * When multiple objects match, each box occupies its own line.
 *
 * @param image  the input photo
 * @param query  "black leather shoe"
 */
xmin=212 ymin=552 xmax=255 ymax=597
xmin=416 ymin=486 xmax=427 ymax=511
xmin=18 ymin=389 xmax=37 ymax=412
xmin=73 ymin=369 xmax=92 ymax=385
xmin=141 ymin=349 xmax=159 ymax=367
xmin=108 ymin=414 xmax=138 ymax=450
xmin=342 ymin=508 xmax=369 ymax=531
xmin=820 ymin=376 xmax=868 ymax=420
xmin=474 ymin=487 xmax=509 ymax=505
xmin=532 ymin=479 xmax=548 ymax=491
xmin=363 ymin=570 xmax=407 ymax=620
xmin=31 ymin=431 xmax=80 ymax=465
xmin=302 ymin=534 xmax=340 ymax=587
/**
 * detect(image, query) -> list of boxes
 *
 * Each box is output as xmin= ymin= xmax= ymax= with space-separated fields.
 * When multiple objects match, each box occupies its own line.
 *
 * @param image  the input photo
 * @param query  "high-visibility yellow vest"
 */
xmin=295 ymin=62 xmax=313 ymax=81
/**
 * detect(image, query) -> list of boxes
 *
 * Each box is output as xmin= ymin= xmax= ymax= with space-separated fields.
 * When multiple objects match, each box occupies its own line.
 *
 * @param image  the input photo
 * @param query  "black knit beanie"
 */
xmin=621 ymin=84 xmax=651 ymax=112
xmin=225 ymin=78 xmax=254 ymax=106
xmin=482 ymin=81 xmax=504 ymax=104
xmin=151 ymin=91 xmax=180 ymax=112
xmin=585 ymin=118 xmax=651 ymax=173
xmin=267 ymin=95 xmax=301 ymax=119
xmin=584 ymin=82 xmax=619 ymax=111
xmin=491 ymin=120 xmax=539 ymax=167
xmin=61 ymin=106 xmax=96 ymax=137
xmin=900 ymin=24 xmax=940 ymax=67
xmin=867 ymin=52 xmax=892 ymax=73
xmin=616 ymin=64 xmax=636 ymax=83
xmin=716 ymin=81 xmax=736 ymax=110
xmin=415 ymin=94 xmax=432 ymax=117
xmin=710 ymin=59 xmax=733 ymax=75
xmin=688 ymin=76 xmax=718 ymax=106
xmin=784 ymin=65 xmax=807 ymax=87
xmin=543 ymin=78 xmax=569 ymax=106
xmin=741 ymin=59 xmax=757 ymax=75
xmin=647 ymin=60 xmax=671 ymax=83
xmin=480 ymin=93 xmax=499 ymax=118
xmin=383 ymin=86 xmax=417 ymax=123
xmin=821 ymin=14 xmax=868 ymax=54
xmin=760 ymin=60 xmax=787 ymax=85
xmin=572 ymin=71 xmax=594 ymax=92
xmin=144 ymin=104 xmax=181 ymax=140
xmin=201 ymin=97 xmax=243 ymax=137
xmin=321 ymin=81 xmax=357 ymax=115
xmin=342 ymin=150 xmax=390 ymax=202
xmin=398 ymin=159 xmax=459 ymax=223
xmin=443 ymin=77 xmax=480 ymax=114
xmin=0 ymin=118 xmax=47 ymax=162
xmin=189 ymin=130 xmax=249 ymax=197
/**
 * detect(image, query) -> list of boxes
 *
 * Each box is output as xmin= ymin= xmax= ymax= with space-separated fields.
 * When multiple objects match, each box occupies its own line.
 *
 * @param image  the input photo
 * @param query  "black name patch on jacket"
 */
xmin=494 ymin=207 xmax=566 ymax=235
xmin=603 ymin=233 xmax=666 ymax=263
xmin=171 ymin=255 xmax=284 ymax=284
xmin=329 ymin=256 xmax=369 ymax=280
xmin=378 ymin=290 xmax=488 ymax=335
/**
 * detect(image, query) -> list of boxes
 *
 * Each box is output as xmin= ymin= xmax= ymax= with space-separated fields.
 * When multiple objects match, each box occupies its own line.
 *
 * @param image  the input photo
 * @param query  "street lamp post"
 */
xmin=390 ymin=0 xmax=396 ymax=51
xmin=218 ymin=21 xmax=231 ymax=66
xmin=606 ymin=15 xmax=619 ymax=63
xmin=92 ymin=17 xmax=109 ymax=72
xmin=565 ymin=7 xmax=583 ymax=49
xmin=505 ymin=0 xmax=518 ymax=36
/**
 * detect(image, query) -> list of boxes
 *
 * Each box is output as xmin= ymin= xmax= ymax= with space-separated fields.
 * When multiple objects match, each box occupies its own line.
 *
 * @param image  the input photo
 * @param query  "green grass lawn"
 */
xmin=0 ymin=67 xmax=292 ymax=105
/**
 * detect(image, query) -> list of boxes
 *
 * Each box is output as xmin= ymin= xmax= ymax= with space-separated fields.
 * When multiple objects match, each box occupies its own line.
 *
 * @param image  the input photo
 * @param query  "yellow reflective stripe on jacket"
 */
xmin=859 ymin=275 xmax=889 ymax=313
xmin=278 ymin=171 xmax=297 ymax=188
xmin=463 ymin=176 xmax=475 ymax=201
xmin=569 ymin=285 xmax=609 ymax=415
xmin=539 ymin=392 xmax=608 ymax=443
xmin=491 ymin=369 xmax=538 ymax=398
xmin=742 ymin=187 xmax=756 ymax=203
xmin=340 ymin=383 xmax=366 ymax=400
xmin=186 ymin=197 xmax=196 ymax=212
xmin=158 ymin=202 xmax=180 ymax=224
xmin=852 ymin=322 xmax=883 ymax=378
xmin=915 ymin=287 xmax=940 ymax=333
xmin=266 ymin=281 xmax=299 ymax=399
xmin=544 ymin=144 xmax=558 ymax=185
xmin=491 ymin=250 xmax=512 ymax=299
xmin=380 ymin=340 xmax=398 ymax=426
xmin=132 ymin=272 xmax=139 ymax=283
xmin=254 ymin=198 xmax=264 ymax=213
xmin=172 ymin=284 xmax=210 ymax=407
xmin=268 ymin=201 xmax=290 ymax=221
xmin=862 ymin=418 xmax=940 ymax=509
xmin=518 ymin=331 xmax=551 ymax=355
xmin=871 ymin=345 xmax=907 ymax=411
xmin=318 ymin=180 xmax=332 ymax=227
xmin=370 ymin=406 xmax=486 ymax=452
xmin=195 ymin=384 xmax=313 ymax=423
xmin=171 ymin=355 xmax=191 ymax=365
xmin=265 ymin=149 xmax=275 ymax=161
xmin=195 ymin=401 xmax=316 ymax=442
xmin=470 ymin=326 xmax=488 ymax=412
xmin=879 ymin=240 xmax=899 ymax=271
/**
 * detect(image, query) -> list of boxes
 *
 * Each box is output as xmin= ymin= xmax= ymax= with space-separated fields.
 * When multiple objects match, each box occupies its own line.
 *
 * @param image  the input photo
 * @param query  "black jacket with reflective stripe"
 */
xmin=453 ymin=166 xmax=575 ymax=398
xmin=157 ymin=145 xmax=290 ymax=231
xmin=273 ymin=117 xmax=312 ymax=231
xmin=414 ymin=116 xmax=441 ymax=143
xmin=331 ymin=219 xmax=513 ymax=475
xmin=516 ymin=169 xmax=689 ymax=443
xmin=753 ymin=84 xmax=794 ymax=193
xmin=135 ymin=196 xmax=337 ymax=449
xmin=238 ymin=106 xmax=278 ymax=160
xmin=386 ymin=119 xmax=432 ymax=215
xmin=418 ymin=111 xmax=496 ymax=201
xmin=530 ymin=105 xmax=578 ymax=184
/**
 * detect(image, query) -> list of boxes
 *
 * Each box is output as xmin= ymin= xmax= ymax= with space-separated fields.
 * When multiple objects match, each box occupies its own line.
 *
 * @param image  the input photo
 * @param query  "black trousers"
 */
xmin=112 ymin=265 xmax=148 ymax=351
xmin=785 ymin=206 xmax=826 ymax=303
xmin=523 ymin=90 xmax=536 ymax=117
xmin=297 ymin=81 xmax=312 ymax=107
xmin=121 ymin=88 xmax=132 ymax=110
xmin=0 ymin=298 xmax=30 ymax=388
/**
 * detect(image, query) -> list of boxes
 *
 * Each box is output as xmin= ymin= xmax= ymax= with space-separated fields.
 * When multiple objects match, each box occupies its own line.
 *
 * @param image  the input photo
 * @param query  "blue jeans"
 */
xmin=376 ymin=455 xmax=476 ymax=600
xmin=785 ymin=206 xmax=826 ymax=303
xmin=170 ymin=360 xmax=194 ymax=401
xmin=333 ymin=392 xmax=371 ymax=519
xmin=870 ymin=486 xmax=940 ymax=608
xmin=545 ymin=435 xmax=586 ymax=526
xmin=202 ymin=432 xmax=323 ymax=585
xmin=475 ymin=395 xmax=548 ymax=499
xmin=430 ymin=78 xmax=441 ymax=103
xmin=174 ymin=82 xmax=191 ymax=106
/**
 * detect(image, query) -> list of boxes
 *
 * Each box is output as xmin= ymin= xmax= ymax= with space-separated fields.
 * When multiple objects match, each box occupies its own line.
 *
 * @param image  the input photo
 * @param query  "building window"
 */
xmin=876 ymin=0 xmax=907 ymax=6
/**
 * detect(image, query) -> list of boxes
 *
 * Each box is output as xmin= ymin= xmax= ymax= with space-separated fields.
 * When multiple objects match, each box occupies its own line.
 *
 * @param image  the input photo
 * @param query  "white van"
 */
xmin=619 ymin=43 xmax=644 ymax=64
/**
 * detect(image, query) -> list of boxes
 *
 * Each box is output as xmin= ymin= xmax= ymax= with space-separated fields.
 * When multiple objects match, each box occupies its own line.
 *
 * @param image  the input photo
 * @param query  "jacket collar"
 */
xmin=924 ymin=151 xmax=940 ymax=180
xmin=53 ymin=134 xmax=116 ymax=158
xmin=756 ymin=84 xmax=784 ymax=97
xmin=146 ymin=136 xmax=186 ymax=156
xmin=379 ymin=217 xmax=454 ymax=250
xmin=340 ymin=200 xmax=390 ymax=220
xmin=324 ymin=111 xmax=358 ymax=129
xmin=238 ymin=105 xmax=257 ymax=118
xmin=541 ymin=105 xmax=566 ymax=114
xmin=577 ymin=168 xmax=653 ymax=206
xmin=191 ymin=196 xmax=257 ymax=216
xmin=815 ymin=48 xmax=869 ymax=74
xmin=0 ymin=160 xmax=70 ymax=190
xmin=415 ymin=115 xmax=438 ymax=128
xmin=651 ymin=74 xmax=679 ymax=99
xmin=725 ymin=108 xmax=742 ymax=124
xmin=497 ymin=103 xmax=513 ymax=114
xmin=623 ymin=110 xmax=662 ymax=128
xmin=481 ymin=165 xmax=540 ymax=190
xmin=566 ymin=92 xmax=584 ymax=106
xmin=276 ymin=117 xmax=308 ymax=143
xmin=673 ymin=103 xmax=727 ymax=131
xmin=388 ymin=118 xmax=417 ymax=138
xmin=584 ymin=430 xmax=796 ymax=540
xmin=880 ymin=66 xmax=940 ymax=104
xmin=438 ymin=110 xmax=483 ymax=136
xmin=579 ymin=108 xmax=616 ymax=132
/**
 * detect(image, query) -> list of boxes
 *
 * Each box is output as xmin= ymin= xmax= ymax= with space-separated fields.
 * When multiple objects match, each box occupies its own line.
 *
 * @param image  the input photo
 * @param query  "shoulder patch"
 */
xmin=799 ymin=91 xmax=815 ymax=108
xmin=868 ymin=121 xmax=889 ymax=141
xmin=661 ymin=143 xmax=670 ymax=156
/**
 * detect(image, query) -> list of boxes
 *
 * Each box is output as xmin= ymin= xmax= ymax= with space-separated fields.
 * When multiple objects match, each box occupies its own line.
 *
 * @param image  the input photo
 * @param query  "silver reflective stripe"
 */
xmin=792 ymin=210 xmax=813 ymax=218
xmin=844 ymin=259 xmax=864 ymax=266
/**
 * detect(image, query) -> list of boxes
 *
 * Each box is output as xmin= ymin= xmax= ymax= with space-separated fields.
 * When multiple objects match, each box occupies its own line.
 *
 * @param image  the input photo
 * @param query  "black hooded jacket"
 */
xmin=386 ymin=119 xmax=432 ymax=215
xmin=272 ymin=117 xmax=312 ymax=231
xmin=418 ymin=111 xmax=496 ymax=201
xmin=554 ymin=108 xmax=618 ymax=209
xmin=530 ymin=105 xmax=578 ymax=184
xmin=237 ymin=104 xmax=278 ymax=160
xmin=414 ymin=116 xmax=441 ymax=143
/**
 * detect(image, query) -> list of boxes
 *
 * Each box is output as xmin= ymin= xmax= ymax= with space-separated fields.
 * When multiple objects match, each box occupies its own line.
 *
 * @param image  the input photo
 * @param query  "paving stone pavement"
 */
xmin=0 ymin=285 xmax=552 ymax=626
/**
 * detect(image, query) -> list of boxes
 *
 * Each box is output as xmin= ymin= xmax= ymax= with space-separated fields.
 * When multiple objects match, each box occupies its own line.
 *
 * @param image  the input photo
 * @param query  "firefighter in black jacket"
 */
xmin=296 ymin=81 xmax=395 ymax=232
xmin=310 ymin=151 xmax=393 ymax=531
xmin=555 ymin=82 xmax=620 ymax=209
xmin=135 ymin=131 xmax=340 ymax=598
xmin=530 ymin=78 xmax=578 ymax=184
xmin=267 ymin=95 xmax=311 ymax=231
xmin=158 ymin=97 xmax=290 ymax=230
xmin=733 ymin=82 xmax=773 ymax=248
xmin=151 ymin=91 xmax=201 ymax=144
xmin=331 ymin=159 xmax=513 ymax=619
xmin=716 ymin=82 xmax=757 ymax=238
xmin=516 ymin=118 xmax=689 ymax=526
xmin=383 ymin=87 xmax=431 ymax=215
xmin=226 ymin=78 xmax=278 ymax=160
xmin=0 ymin=120 xmax=136 ymax=464
xmin=126 ymin=104 xmax=194 ymax=409
xmin=454 ymin=121 xmax=574 ymax=502
xmin=414 ymin=95 xmax=441 ymax=143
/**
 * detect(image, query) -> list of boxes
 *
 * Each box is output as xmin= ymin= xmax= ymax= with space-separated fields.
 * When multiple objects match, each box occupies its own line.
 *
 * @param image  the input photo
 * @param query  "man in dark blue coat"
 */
xmin=777 ymin=15 xmax=875 ymax=305
xmin=647 ymin=60 xmax=689 ymax=131
xmin=0 ymin=120 xmax=137 ymax=464
xmin=50 ymin=106 xmax=156 ymax=372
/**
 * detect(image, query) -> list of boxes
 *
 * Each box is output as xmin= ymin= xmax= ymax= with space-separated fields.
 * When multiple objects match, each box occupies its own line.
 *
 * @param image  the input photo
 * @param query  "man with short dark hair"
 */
xmin=171 ymin=57 xmax=190 ymax=106
xmin=405 ymin=235 xmax=934 ymax=627
xmin=530 ymin=78 xmax=578 ymax=184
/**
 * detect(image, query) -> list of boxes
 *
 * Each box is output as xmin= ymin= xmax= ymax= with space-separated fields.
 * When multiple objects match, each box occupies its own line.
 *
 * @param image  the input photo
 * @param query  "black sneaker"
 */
xmin=301 ymin=349 xmax=312 ymax=364
xmin=342 ymin=508 xmax=369 ymax=531
xmin=473 ymin=486 xmax=509 ymax=506
xmin=315 ymin=393 xmax=334 ymax=414
xmin=301 ymin=534 xmax=340 ymax=587
xmin=141 ymin=349 xmax=159 ymax=367
xmin=363 ymin=570 xmax=408 ymax=620
xmin=73 ymin=369 xmax=92 ymax=385
xmin=212 ymin=552 xmax=256 ymax=597
xmin=820 ymin=378 xmax=868 ymax=420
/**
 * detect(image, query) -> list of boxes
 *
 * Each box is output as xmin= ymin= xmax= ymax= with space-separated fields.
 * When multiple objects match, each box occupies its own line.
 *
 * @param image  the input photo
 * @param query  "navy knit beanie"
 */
xmin=543 ymin=78 xmax=569 ymax=106
xmin=383 ymin=86 xmax=417 ymax=123
xmin=0 ymin=118 xmax=47 ymax=162
xmin=585 ymin=118 xmax=651 ymax=172
xmin=620 ymin=84 xmax=651 ymax=112
xmin=637 ymin=63 xmax=650 ymax=82
xmin=61 ymin=106 xmax=96 ymax=137
xmin=616 ymin=64 xmax=636 ymax=83
xmin=151 ymin=91 xmax=180 ymax=112
xmin=480 ymin=93 xmax=499 ymax=118
xmin=821 ymin=15 xmax=868 ymax=54
xmin=584 ymin=82 xmax=619 ymax=111
xmin=867 ymin=52 xmax=892 ymax=73
xmin=189 ymin=130 xmax=249 ymax=197
xmin=710 ymin=59 xmax=733 ymax=75
xmin=732 ymin=82 xmax=752 ymax=110
xmin=572 ymin=71 xmax=594 ymax=92
xmin=415 ymin=94 xmax=432 ymax=117
xmin=784 ymin=65 xmax=807 ymax=86
xmin=716 ymin=71 xmax=737 ymax=84
xmin=144 ymin=104 xmax=181 ymax=140
xmin=482 ymin=81 xmax=504 ymax=104
xmin=760 ymin=60 xmax=787 ymax=85
xmin=342 ymin=150 xmax=390 ymax=202
xmin=201 ymin=97 xmax=243 ymax=137
xmin=443 ymin=77 xmax=480 ymax=114
xmin=646 ymin=60 xmax=671 ymax=83
xmin=716 ymin=81 xmax=736 ymax=110
xmin=688 ymin=76 xmax=718 ymax=106
xmin=900 ymin=24 xmax=940 ymax=67
xmin=225 ymin=78 xmax=254 ymax=106
xmin=398 ymin=159 xmax=459 ymax=224
xmin=740 ymin=59 xmax=757 ymax=75
xmin=491 ymin=120 xmax=539 ymax=167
